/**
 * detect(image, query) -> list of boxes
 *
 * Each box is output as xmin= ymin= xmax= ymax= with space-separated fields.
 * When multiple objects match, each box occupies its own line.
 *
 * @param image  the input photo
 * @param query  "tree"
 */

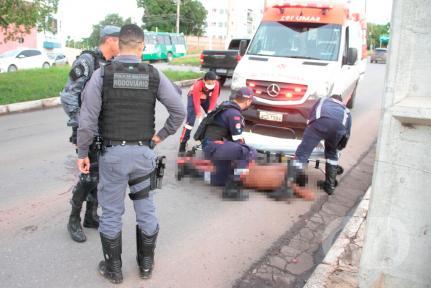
xmin=0 ymin=0 xmax=59 ymax=42
xmin=137 ymin=0 xmax=207 ymax=35
xmin=85 ymin=14 xmax=132 ymax=48
xmin=367 ymin=23 xmax=390 ymax=49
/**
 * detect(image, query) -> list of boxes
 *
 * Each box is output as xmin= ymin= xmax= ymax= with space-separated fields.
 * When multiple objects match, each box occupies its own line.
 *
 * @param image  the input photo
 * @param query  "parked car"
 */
xmin=0 ymin=48 xmax=52 ymax=73
xmin=370 ymin=48 xmax=388 ymax=63
xmin=200 ymin=38 xmax=250 ymax=86
xmin=48 ymin=53 xmax=69 ymax=66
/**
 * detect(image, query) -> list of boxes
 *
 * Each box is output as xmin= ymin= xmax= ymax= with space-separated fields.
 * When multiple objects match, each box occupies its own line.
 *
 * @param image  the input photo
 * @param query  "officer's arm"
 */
xmin=155 ymin=70 xmax=187 ymax=141
xmin=59 ymin=54 xmax=95 ymax=128
xmin=208 ymin=81 xmax=220 ymax=112
xmin=77 ymin=69 xmax=103 ymax=159
xmin=227 ymin=112 xmax=245 ymax=143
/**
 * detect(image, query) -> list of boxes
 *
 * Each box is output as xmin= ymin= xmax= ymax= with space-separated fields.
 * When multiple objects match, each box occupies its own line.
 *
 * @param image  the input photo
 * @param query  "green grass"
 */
xmin=170 ymin=56 xmax=201 ymax=67
xmin=0 ymin=67 xmax=202 ymax=105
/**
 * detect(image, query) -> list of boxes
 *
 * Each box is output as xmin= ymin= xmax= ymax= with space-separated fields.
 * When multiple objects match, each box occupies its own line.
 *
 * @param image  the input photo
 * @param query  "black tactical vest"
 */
xmin=202 ymin=104 xmax=241 ymax=142
xmin=100 ymin=61 xmax=160 ymax=141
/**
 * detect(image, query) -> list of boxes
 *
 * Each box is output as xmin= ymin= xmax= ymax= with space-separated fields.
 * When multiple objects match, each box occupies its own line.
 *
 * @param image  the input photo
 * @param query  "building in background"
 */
xmin=0 ymin=12 xmax=63 ymax=54
xmin=199 ymin=0 xmax=264 ymax=47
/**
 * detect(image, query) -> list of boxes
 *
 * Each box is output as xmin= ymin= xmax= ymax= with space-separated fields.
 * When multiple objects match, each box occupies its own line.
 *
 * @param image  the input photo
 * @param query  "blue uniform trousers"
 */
xmin=203 ymin=140 xmax=257 ymax=186
xmin=295 ymin=117 xmax=346 ymax=165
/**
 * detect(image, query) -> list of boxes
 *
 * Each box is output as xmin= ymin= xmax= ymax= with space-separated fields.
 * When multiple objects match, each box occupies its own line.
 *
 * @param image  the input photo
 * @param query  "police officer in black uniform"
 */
xmin=60 ymin=26 xmax=120 ymax=242
xmin=77 ymin=24 xmax=185 ymax=284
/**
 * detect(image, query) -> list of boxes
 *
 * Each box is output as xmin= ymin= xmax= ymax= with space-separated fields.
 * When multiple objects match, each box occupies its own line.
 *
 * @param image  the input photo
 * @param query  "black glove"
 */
xmin=69 ymin=127 xmax=78 ymax=144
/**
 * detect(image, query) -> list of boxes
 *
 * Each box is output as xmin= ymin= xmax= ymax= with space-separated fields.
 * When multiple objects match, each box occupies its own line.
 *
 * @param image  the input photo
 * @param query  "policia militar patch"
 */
xmin=113 ymin=73 xmax=149 ymax=89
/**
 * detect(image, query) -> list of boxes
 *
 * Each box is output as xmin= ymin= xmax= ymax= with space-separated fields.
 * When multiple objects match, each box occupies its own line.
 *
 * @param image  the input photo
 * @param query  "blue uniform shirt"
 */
xmin=308 ymin=97 xmax=352 ymax=136
xmin=213 ymin=101 xmax=245 ymax=143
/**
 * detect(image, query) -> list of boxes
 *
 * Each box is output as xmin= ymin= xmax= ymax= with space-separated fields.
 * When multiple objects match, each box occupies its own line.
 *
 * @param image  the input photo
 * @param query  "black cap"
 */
xmin=204 ymin=71 xmax=217 ymax=81
xmin=230 ymin=87 xmax=254 ymax=100
xmin=100 ymin=25 xmax=121 ymax=38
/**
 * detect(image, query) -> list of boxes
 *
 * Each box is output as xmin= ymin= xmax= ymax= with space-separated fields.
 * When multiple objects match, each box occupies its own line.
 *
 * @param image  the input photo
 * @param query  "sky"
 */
xmin=59 ymin=0 xmax=393 ymax=41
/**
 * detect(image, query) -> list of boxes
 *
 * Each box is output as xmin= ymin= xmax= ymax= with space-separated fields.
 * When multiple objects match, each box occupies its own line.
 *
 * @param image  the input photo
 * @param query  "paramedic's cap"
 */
xmin=204 ymin=71 xmax=217 ymax=81
xmin=100 ymin=25 xmax=121 ymax=38
xmin=230 ymin=87 xmax=254 ymax=100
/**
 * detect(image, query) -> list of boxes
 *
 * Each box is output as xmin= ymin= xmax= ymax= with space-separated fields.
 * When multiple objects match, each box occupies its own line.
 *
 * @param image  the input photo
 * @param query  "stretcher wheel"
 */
xmin=337 ymin=166 xmax=344 ymax=175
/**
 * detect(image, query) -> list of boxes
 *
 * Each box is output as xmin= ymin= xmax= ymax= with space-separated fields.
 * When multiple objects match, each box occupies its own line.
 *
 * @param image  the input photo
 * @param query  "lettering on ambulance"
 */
xmin=280 ymin=15 xmax=321 ymax=22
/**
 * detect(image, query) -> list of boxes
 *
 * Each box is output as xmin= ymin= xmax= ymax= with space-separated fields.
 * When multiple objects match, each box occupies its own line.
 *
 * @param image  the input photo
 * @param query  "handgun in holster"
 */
xmin=150 ymin=156 xmax=167 ymax=190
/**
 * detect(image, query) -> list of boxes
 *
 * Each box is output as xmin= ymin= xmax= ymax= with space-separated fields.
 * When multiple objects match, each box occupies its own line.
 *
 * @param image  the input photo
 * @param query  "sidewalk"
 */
xmin=304 ymin=188 xmax=370 ymax=288
xmin=234 ymin=145 xmax=375 ymax=288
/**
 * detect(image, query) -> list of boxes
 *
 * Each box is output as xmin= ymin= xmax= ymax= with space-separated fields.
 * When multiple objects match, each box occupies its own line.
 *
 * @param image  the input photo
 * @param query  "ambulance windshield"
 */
xmin=247 ymin=21 xmax=342 ymax=61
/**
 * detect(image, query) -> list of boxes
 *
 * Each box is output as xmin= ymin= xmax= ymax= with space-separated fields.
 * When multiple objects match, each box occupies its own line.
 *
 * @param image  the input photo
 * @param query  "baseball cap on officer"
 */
xmin=100 ymin=25 xmax=121 ymax=38
xmin=230 ymin=87 xmax=254 ymax=100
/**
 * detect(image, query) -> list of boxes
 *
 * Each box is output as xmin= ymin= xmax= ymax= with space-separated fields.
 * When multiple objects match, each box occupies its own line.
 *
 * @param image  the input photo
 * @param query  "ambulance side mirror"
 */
xmin=347 ymin=48 xmax=358 ymax=65
xmin=239 ymin=40 xmax=248 ymax=57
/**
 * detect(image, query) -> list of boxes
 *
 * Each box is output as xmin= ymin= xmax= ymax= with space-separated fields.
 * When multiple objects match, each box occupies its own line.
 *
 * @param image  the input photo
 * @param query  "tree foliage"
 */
xmin=0 ymin=0 xmax=59 ymax=42
xmin=84 ymin=14 xmax=132 ymax=48
xmin=136 ymin=0 xmax=207 ymax=36
xmin=367 ymin=23 xmax=390 ymax=49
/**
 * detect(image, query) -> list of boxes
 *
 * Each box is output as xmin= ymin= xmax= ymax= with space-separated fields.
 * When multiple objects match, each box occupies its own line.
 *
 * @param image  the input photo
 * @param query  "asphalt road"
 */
xmin=0 ymin=62 xmax=386 ymax=288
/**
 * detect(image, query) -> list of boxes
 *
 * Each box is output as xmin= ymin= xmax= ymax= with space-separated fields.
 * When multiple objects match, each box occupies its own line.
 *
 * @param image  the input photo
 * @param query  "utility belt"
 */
xmin=104 ymin=139 xmax=156 ymax=149
xmin=128 ymin=156 xmax=167 ymax=201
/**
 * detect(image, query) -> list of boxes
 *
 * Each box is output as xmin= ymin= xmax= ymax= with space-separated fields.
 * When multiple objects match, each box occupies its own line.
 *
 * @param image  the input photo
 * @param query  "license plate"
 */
xmin=259 ymin=111 xmax=283 ymax=122
xmin=216 ymin=68 xmax=227 ymax=74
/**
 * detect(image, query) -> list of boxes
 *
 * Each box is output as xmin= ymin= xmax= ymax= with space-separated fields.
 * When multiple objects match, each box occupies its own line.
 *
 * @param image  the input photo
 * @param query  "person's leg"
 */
xmin=97 ymin=146 xmax=129 ymax=284
xmin=83 ymin=149 xmax=100 ymax=228
xmin=129 ymin=146 xmax=159 ymax=279
xmin=294 ymin=124 xmax=323 ymax=165
xmin=179 ymin=96 xmax=197 ymax=153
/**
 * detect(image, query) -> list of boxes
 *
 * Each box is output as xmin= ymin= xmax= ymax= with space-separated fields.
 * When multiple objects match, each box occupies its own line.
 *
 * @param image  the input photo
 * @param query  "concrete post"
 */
xmin=359 ymin=0 xmax=431 ymax=287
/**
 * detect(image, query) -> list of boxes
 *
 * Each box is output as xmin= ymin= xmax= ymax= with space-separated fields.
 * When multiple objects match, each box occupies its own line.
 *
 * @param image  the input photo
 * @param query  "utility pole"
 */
xmin=176 ymin=0 xmax=180 ymax=34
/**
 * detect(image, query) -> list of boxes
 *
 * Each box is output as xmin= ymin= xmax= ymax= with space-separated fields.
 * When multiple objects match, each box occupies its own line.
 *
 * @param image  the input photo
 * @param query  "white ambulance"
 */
xmin=231 ymin=0 xmax=367 ymax=128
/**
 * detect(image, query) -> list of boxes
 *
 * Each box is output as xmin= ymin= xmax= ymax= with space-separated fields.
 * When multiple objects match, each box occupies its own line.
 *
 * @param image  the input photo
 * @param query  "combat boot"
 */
xmin=222 ymin=178 xmax=248 ymax=201
xmin=318 ymin=162 xmax=338 ymax=195
xmin=83 ymin=200 xmax=99 ymax=228
xmin=136 ymin=225 xmax=159 ymax=279
xmin=178 ymin=142 xmax=187 ymax=155
xmin=99 ymin=232 xmax=123 ymax=284
xmin=67 ymin=199 xmax=86 ymax=242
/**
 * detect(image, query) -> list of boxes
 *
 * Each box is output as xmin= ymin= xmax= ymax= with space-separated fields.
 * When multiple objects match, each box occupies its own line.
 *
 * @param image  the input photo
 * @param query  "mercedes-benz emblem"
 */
xmin=267 ymin=83 xmax=280 ymax=97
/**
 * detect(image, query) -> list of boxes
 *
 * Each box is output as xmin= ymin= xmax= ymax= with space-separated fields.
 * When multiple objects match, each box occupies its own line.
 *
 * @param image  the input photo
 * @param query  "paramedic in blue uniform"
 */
xmin=77 ymin=24 xmax=186 ymax=284
xmin=202 ymin=87 xmax=257 ymax=200
xmin=295 ymin=94 xmax=352 ymax=195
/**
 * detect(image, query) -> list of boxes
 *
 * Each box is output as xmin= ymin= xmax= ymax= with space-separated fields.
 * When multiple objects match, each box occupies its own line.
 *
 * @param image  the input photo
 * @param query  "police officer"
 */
xmin=77 ymin=24 xmax=185 ymax=284
xmin=60 ymin=25 xmax=120 ymax=242
xmin=295 ymin=94 xmax=352 ymax=195
xmin=201 ymin=87 xmax=257 ymax=200
xmin=179 ymin=71 xmax=220 ymax=153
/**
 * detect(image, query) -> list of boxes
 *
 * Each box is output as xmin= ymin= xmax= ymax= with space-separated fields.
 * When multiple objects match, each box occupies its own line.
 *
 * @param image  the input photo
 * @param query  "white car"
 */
xmin=0 ymin=48 xmax=52 ymax=73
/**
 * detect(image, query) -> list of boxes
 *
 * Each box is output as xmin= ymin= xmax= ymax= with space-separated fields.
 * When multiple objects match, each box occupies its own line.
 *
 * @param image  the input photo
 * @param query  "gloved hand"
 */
xmin=195 ymin=115 xmax=203 ymax=126
xmin=69 ymin=127 xmax=78 ymax=144
xmin=295 ymin=169 xmax=308 ymax=187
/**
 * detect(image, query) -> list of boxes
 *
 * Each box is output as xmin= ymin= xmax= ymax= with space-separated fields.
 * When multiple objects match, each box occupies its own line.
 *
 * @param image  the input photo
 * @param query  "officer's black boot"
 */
xmin=319 ymin=163 xmax=338 ymax=195
xmin=136 ymin=225 xmax=159 ymax=279
xmin=178 ymin=142 xmax=187 ymax=155
xmin=83 ymin=200 xmax=99 ymax=229
xmin=67 ymin=199 xmax=86 ymax=243
xmin=98 ymin=232 xmax=123 ymax=284
xmin=222 ymin=177 xmax=248 ymax=201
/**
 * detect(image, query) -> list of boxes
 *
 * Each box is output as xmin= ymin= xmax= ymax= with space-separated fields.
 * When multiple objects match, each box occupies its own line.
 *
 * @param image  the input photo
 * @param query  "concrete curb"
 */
xmin=0 ymin=78 xmax=198 ymax=116
xmin=303 ymin=187 xmax=371 ymax=288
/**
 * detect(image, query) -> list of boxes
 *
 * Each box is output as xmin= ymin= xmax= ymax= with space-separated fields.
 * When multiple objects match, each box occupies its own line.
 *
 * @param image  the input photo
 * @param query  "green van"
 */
xmin=142 ymin=31 xmax=187 ymax=62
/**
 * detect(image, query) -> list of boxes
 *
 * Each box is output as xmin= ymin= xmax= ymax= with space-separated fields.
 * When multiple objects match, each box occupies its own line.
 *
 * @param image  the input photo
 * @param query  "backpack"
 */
xmin=193 ymin=105 xmax=228 ymax=141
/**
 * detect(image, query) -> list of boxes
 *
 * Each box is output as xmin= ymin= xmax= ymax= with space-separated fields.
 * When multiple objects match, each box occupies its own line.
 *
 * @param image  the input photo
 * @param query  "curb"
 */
xmin=0 ymin=78 xmax=198 ymax=116
xmin=304 ymin=187 xmax=371 ymax=288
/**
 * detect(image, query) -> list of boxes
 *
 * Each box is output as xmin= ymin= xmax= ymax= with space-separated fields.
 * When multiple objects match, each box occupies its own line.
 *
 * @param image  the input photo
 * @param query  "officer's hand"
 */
xmin=152 ymin=135 xmax=162 ymax=145
xmin=77 ymin=157 xmax=90 ymax=174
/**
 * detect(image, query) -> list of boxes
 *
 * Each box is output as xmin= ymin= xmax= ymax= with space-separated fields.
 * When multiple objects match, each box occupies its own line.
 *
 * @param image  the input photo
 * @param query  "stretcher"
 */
xmin=176 ymin=125 xmax=341 ymax=201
